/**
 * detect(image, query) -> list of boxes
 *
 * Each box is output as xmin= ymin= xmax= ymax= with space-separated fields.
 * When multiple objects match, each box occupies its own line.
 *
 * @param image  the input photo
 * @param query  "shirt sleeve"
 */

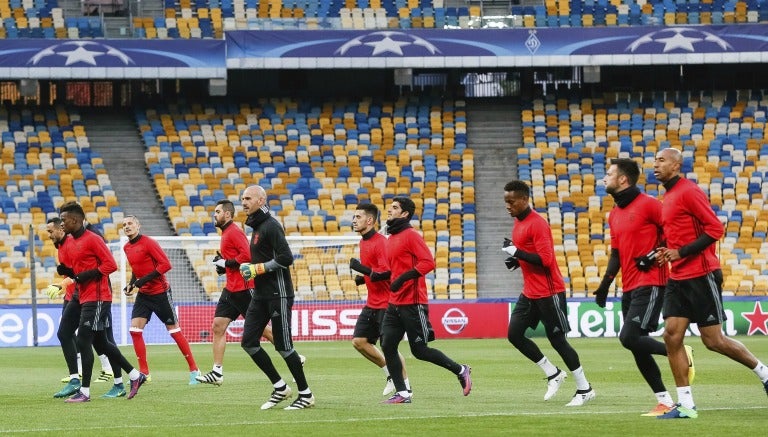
xmin=269 ymin=223 xmax=294 ymax=268
xmin=147 ymin=237 xmax=172 ymax=274
xmin=93 ymin=237 xmax=118 ymax=276
xmin=686 ymin=187 xmax=724 ymax=241
xmin=230 ymin=228 xmax=253 ymax=264
xmin=530 ymin=218 xmax=557 ymax=267
xmin=409 ymin=233 xmax=436 ymax=276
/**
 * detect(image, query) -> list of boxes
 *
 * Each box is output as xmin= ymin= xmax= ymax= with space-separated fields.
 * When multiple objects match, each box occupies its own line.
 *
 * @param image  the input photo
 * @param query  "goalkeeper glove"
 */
xmin=45 ymin=284 xmax=63 ymax=299
xmin=592 ymin=286 xmax=609 ymax=308
xmin=502 ymin=238 xmax=518 ymax=257
xmin=240 ymin=263 xmax=266 ymax=281
xmin=213 ymin=253 xmax=227 ymax=275
xmin=504 ymin=257 xmax=520 ymax=271
xmin=634 ymin=248 xmax=659 ymax=272
xmin=354 ymin=275 xmax=366 ymax=286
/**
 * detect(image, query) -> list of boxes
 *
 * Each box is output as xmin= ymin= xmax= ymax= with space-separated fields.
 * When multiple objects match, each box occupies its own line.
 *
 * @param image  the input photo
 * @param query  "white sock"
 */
xmin=397 ymin=390 xmax=410 ymax=397
xmin=571 ymin=366 xmax=590 ymax=391
xmin=273 ymin=379 xmax=287 ymax=390
xmin=655 ymin=391 xmax=675 ymax=407
xmin=129 ymin=369 xmax=140 ymax=380
xmin=98 ymin=354 xmax=112 ymax=373
xmin=752 ymin=361 xmax=768 ymax=382
xmin=70 ymin=373 xmax=79 ymax=380
xmin=77 ymin=353 xmax=82 ymax=375
xmin=536 ymin=356 xmax=559 ymax=377
xmin=404 ymin=378 xmax=411 ymax=391
xmin=213 ymin=364 xmax=223 ymax=375
xmin=299 ymin=389 xmax=312 ymax=396
xmin=677 ymin=386 xmax=695 ymax=409
xmin=80 ymin=387 xmax=90 ymax=397
xmin=380 ymin=365 xmax=390 ymax=377
xmin=114 ymin=377 xmax=123 ymax=385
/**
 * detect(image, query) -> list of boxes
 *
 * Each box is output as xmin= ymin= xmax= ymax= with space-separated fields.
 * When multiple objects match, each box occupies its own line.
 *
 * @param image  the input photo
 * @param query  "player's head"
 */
xmin=654 ymin=147 xmax=682 ymax=184
xmin=605 ymin=158 xmax=640 ymax=195
xmin=503 ymin=180 xmax=531 ymax=219
xmin=352 ymin=203 xmax=380 ymax=234
xmin=46 ymin=217 xmax=65 ymax=244
xmin=241 ymin=185 xmax=267 ymax=215
xmin=59 ymin=201 xmax=85 ymax=234
xmin=387 ymin=196 xmax=415 ymax=221
xmin=122 ymin=215 xmax=141 ymax=239
xmin=214 ymin=199 xmax=236 ymax=228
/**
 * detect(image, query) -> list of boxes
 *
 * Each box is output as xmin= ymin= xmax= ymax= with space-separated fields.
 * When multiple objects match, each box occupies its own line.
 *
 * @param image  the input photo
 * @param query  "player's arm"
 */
xmin=148 ymin=238 xmax=172 ymax=274
xmin=241 ymin=224 xmax=293 ymax=279
xmin=676 ymin=189 xmax=723 ymax=258
xmin=349 ymin=258 xmax=390 ymax=281
xmin=390 ymin=236 xmax=434 ymax=292
xmin=593 ymin=248 xmax=620 ymax=308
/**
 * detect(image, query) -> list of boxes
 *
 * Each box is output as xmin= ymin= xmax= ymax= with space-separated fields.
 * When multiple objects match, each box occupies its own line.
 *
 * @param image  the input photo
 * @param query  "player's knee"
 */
xmin=211 ymin=320 xmax=228 ymax=336
xmin=409 ymin=342 xmax=430 ymax=360
xmin=241 ymin=343 xmax=261 ymax=356
xmin=352 ymin=337 xmax=368 ymax=351
xmin=619 ymin=330 xmax=637 ymax=350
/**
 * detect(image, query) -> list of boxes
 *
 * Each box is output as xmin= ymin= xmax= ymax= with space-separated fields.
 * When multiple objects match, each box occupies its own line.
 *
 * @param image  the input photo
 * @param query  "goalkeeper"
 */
xmin=502 ymin=180 xmax=594 ymax=406
xmin=238 ymin=185 xmax=314 ymax=410
xmin=593 ymin=159 xmax=679 ymax=417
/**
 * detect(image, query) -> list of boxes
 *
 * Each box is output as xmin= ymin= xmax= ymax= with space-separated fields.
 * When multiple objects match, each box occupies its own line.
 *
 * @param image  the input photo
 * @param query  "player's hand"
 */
xmin=592 ymin=287 xmax=608 ymax=308
xmin=61 ymin=277 xmax=74 ymax=288
xmin=354 ymin=275 xmax=366 ymax=286
xmin=45 ymin=284 xmax=63 ymax=299
xmin=501 ymin=245 xmax=518 ymax=257
xmin=123 ymin=284 xmax=136 ymax=296
xmin=634 ymin=248 xmax=659 ymax=272
xmin=504 ymin=256 xmax=520 ymax=271
xmin=240 ymin=263 xmax=266 ymax=280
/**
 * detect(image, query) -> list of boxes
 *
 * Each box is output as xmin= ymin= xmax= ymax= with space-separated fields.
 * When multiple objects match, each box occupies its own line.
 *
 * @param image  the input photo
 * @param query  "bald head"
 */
xmin=653 ymin=147 xmax=683 ymax=184
xmin=241 ymin=185 xmax=267 ymax=215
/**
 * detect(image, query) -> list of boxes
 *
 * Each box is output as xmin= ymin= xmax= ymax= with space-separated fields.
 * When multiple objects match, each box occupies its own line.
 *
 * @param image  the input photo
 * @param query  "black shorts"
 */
xmin=214 ymin=288 xmax=253 ymax=320
xmin=353 ymin=306 xmax=387 ymax=344
xmin=622 ymin=285 xmax=665 ymax=332
xmin=132 ymin=289 xmax=178 ymax=325
xmin=663 ymin=270 xmax=725 ymax=328
xmin=242 ymin=297 xmax=294 ymax=352
xmin=382 ymin=303 xmax=435 ymax=347
xmin=79 ymin=301 xmax=112 ymax=332
xmin=511 ymin=292 xmax=570 ymax=335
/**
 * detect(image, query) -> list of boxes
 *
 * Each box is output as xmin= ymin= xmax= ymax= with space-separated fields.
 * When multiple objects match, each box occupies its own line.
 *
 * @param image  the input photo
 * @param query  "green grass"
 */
xmin=2 ymin=337 xmax=767 ymax=435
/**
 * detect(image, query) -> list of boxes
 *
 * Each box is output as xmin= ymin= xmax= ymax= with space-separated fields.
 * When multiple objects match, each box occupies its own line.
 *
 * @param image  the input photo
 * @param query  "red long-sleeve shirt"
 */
xmin=219 ymin=221 xmax=253 ymax=292
xmin=511 ymin=209 xmax=565 ymax=299
xmin=385 ymin=227 xmax=435 ymax=305
xmin=608 ymin=193 xmax=668 ymax=291
xmin=661 ymin=177 xmax=724 ymax=280
xmin=123 ymin=234 xmax=171 ymax=295
xmin=59 ymin=227 xmax=117 ymax=303
xmin=359 ymin=230 xmax=390 ymax=309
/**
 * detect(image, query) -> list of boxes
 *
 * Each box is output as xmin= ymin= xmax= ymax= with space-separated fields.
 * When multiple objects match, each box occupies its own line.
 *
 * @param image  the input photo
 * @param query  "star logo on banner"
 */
xmin=27 ymin=41 xmax=134 ymax=66
xmin=336 ymin=31 xmax=440 ymax=57
xmin=741 ymin=301 xmax=768 ymax=335
xmin=627 ymin=27 xmax=732 ymax=53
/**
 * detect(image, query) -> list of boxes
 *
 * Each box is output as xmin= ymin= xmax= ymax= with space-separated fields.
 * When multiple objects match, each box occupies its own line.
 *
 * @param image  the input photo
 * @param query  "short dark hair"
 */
xmin=216 ymin=199 xmax=235 ymax=215
xmin=47 ymin=217 xmax=62 ymax=226
xmin=356 ymin=203 xmax=379 ymax=222
xmin=391 ymin=196 xmax=416 ymax=220
xmin=611 ymin=158 xmax=640 ymax=186
xmin=59 ymin=201 xmax=85 ymax=219
xmin=503 ymin=180 xmax=530 ymax=198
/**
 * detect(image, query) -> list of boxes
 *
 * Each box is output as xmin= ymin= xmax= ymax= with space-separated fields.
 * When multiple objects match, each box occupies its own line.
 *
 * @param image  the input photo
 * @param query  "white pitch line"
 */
xmin=3 ymin=405 xmax=767 ymax=434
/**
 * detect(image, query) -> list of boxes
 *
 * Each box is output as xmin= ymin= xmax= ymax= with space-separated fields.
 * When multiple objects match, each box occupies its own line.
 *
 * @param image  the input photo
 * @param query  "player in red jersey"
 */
xmin=594 ymin=159 xmax=677 ymax=416
xmin=349 ymin=203 xmax=409 ymax=397
xmin=196 ymin=199 xmax=281 ymax=385
xmin=653 ymin=148 xmax=768 ymax=419
xmin=379 ymin=196 xmax=471 ymax=404
xmin=122 ymin=215 xmax=200 ymax=385
xmin=58 ymin=202 xmax=145 ymax=402
xmin=502 ymin=180 xmax=595 ymax=407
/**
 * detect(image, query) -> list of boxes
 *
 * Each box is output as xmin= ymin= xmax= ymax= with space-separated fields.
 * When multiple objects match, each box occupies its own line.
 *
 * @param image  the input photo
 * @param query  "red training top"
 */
xmin=661 ymin=177 xmax=724 ymax=280
xmin=220 ymin=221 xmax=253 ymax=292
xmin=60 ymin=227 xmax=117 ymax=303
xmin=385 ymin=227 xmax=435 ymax=305
xmin=123 ymin=234 xmax=171 ymax=295
xmin=359 ymin=230 xmax=390 ymax=309
xmin=511 ymin=209 xmax=565 ymax=299
xmin=608 ymin=193 xmax=668 ymax=291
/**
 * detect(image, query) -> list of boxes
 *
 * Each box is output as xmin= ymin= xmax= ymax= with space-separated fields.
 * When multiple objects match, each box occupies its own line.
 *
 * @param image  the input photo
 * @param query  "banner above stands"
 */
xmin=225 ymin=25 xmax=768 ymax=69
xmin=0 ymin=24 xmax=766 ymax=79
xmin=0 ymin=39 xmax=226 ymax=79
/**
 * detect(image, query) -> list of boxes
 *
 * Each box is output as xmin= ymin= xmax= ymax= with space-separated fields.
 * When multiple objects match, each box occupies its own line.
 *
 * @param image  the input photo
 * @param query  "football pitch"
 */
xmin=2 ymin=337 xmax=767 ymax=436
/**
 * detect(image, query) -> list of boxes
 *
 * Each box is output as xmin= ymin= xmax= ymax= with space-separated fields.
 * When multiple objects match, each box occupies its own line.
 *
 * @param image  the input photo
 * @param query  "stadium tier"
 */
xmin=136 ymin=97 xmax=477 ymax=300
xmin=0 ymin=106 xmax=122 ymax=303
xmin=519 ymin=89 xmax=768 ymax=297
